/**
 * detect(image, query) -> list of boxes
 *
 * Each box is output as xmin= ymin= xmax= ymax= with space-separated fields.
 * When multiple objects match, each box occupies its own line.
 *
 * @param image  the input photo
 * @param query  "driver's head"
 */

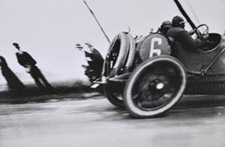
xmin=172 ymin=16 xmax=185 ymax=28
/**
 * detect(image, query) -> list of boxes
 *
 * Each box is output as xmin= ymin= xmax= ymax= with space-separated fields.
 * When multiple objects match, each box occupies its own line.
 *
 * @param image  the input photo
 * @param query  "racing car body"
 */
xmin=100 ymin=29 xmax=225 ymax=118
xmin=175 ymin=33 xmax=225 ymax=74
xmin=84 ymin=0 xmax=225 ymax=118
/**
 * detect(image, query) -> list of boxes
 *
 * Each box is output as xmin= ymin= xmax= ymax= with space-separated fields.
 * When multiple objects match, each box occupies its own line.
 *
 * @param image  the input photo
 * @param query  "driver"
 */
xmin=167 ymin=16 xmax=204 ymax=51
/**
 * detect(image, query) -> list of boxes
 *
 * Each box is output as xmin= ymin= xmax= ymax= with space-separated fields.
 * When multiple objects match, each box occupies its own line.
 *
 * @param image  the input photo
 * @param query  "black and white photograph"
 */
xmin=1 ymin=0 xmax=225 ymax=146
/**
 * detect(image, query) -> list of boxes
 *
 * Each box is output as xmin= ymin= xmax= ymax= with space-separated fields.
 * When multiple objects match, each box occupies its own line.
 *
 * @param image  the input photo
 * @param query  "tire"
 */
xmin=103 ymin=82 xmax=124 ymax=108
xmin=123 ymin=55 xmax=187 ymax=118
xmin=124 ymin=33 xmax=136 ymax=72
xmin=102 ymin=32 xmax=134 ymax=107
xmin=102 ymin=32 xmax=131 ymax=78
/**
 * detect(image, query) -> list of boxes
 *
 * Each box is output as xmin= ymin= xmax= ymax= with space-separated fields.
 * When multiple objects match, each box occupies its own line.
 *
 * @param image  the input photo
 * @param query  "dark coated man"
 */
xmin=0 ymin=55 xmax=25 ymax=90
xmin=13 ymin=43 xmax=55 ymax=93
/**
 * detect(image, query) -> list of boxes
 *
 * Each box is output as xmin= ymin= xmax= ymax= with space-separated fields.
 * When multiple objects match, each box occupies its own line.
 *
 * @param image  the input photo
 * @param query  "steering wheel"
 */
xmin=193 ymin=24 xmax=215 ymax=52
xmin=193 ymin=24 xmax=209 ymax=41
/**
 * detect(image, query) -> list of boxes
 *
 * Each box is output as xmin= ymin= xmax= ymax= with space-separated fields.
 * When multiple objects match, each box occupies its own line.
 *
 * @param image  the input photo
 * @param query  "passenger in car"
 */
xmin=157 ymin=20 xmax=172 ymax=36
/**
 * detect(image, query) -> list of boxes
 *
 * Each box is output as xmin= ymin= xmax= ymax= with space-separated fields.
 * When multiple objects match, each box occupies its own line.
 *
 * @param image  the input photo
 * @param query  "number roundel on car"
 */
xmin=137 ymin=33 xmax=171 ymax=62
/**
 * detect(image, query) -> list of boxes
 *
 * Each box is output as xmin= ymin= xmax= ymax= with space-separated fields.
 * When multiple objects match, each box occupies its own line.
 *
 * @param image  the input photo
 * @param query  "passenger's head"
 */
xmin=159 ymin=20 xmax=172 ymax=34
xmin=12 ymin=42 xmax=20 ymax=50
xmin=172 ymin=16 xmax=185 ymax=28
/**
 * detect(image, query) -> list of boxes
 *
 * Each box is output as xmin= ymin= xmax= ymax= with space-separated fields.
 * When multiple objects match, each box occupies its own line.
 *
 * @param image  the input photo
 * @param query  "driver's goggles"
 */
xmin=179 ymin=21 xmax=186 ymax=25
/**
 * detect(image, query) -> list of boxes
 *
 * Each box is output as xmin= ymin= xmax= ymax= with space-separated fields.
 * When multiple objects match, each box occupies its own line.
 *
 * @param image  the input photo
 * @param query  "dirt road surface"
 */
xmin=1 ymin=94 xmax=225 ymax=147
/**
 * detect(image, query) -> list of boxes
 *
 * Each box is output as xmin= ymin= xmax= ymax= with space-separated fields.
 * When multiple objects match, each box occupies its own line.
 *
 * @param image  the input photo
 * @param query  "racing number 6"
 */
xmin=149 ymin=38 xmax=162 ymax=57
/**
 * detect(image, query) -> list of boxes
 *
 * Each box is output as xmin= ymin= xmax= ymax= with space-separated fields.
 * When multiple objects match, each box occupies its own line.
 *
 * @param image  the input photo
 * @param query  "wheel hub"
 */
xmin=156 ymin=83 xmax=164 ymax=90
xmin=150 ymin=79 xmax=165 ymax=91
xmin=138 ymin=74 xmax=169 ymax=102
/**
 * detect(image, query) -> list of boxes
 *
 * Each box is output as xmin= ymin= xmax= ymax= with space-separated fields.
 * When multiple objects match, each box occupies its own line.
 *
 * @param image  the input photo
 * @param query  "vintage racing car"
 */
xmin=84 ymin=0 xmax=225 ymax=118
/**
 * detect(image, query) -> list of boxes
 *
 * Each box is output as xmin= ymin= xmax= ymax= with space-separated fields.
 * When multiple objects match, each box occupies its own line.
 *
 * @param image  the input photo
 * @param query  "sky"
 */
xmin=0 ymin=0 xmax=225 ymax=85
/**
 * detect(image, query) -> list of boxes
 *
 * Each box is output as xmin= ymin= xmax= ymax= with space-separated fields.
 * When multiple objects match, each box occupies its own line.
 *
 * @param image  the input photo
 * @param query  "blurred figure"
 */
xmin=76 ymin=42 xmax=104 ymax=83
xmin=0 ymin=55 xmax=25 ymax=90
xmin=12 ymin=43 xmax=55 ymax=93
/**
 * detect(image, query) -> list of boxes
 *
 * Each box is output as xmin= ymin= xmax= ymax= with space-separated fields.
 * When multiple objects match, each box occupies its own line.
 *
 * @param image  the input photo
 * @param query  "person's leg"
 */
xmin=33 ymin=66 xmax=55 ymax=94
xmin=29 ymin=67 xmax=46 ymax=92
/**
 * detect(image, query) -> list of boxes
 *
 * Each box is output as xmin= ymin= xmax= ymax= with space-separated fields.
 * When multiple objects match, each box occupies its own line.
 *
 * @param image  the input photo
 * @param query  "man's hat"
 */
xmin=85 ymin=42 xmax=93 ymax=48
xmin=161 ymin=20 xmax=172 ymax=29
xmin=172 ymin=16 xmax=185 ymax=27
xmin=76 ymin=44 xmax=83 ymax=49
xmin=12 ymin=42 xmax=19 ymax=46
xmin=12 ymin=42 xmax=20 ymax=49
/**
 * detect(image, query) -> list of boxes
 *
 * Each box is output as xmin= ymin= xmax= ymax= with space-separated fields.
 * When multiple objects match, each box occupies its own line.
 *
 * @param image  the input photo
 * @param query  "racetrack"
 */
xmin=1 ymin=94 xmax=225 ymax=147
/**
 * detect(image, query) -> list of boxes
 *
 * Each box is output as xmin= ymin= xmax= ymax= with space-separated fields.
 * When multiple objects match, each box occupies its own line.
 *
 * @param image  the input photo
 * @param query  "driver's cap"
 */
xmin=172 ymin=16 xmax=185 ymax=27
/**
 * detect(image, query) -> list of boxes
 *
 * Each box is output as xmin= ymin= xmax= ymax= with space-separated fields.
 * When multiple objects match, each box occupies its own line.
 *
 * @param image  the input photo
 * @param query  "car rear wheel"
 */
xmin=123 ymin=56 xmax=187 ymax=118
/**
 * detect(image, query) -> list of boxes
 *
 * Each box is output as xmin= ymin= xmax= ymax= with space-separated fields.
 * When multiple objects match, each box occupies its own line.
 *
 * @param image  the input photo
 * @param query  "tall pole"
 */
xmin=174 ymin=0 xmax=196 ymax=30
xmin=83 ymin=0 xmax=110 ymax=43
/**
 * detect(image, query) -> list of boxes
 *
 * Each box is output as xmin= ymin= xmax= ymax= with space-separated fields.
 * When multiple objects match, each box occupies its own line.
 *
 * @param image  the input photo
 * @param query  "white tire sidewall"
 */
xmin=124 ymin=56 xmax=187 ymax=118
